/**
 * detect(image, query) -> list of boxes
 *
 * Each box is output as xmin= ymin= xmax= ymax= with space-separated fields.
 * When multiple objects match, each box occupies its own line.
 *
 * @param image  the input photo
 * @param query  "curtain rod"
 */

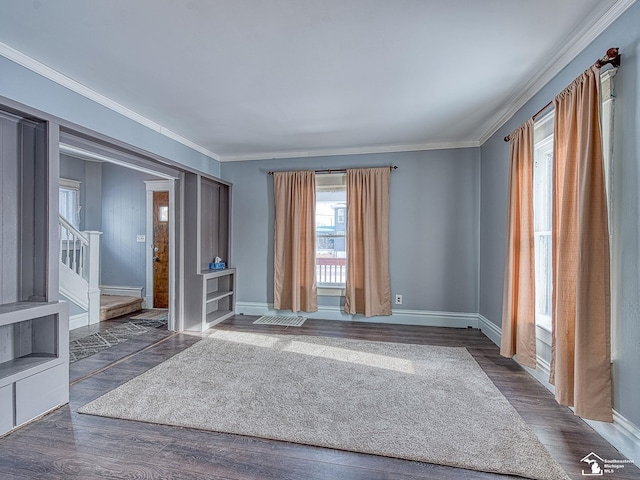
xmin=268 ymin=165 xmax=398 ymax=175
xmin=503 ymin=47 xmax=620 ymax=142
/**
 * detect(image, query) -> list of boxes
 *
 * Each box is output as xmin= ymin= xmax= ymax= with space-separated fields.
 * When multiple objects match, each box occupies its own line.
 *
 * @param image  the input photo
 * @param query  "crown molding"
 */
xmin=219 ymin=140 xmax=481 ymax=162
xmin=0 ymin=41 xmax=220 ymax=161
xmin=478 ymin=0 xmax=638 ymax=145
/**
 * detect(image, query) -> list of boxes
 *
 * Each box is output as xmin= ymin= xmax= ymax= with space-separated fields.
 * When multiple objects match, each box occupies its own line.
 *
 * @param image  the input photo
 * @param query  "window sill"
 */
xmin=536 ymin=316 xmax=552 ymax=333
xmin=318 ymin=287 xmax=345 ymax=297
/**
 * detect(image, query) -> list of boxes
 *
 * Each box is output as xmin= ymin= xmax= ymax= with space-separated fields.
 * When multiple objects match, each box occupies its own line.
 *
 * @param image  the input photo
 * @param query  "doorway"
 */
xmin=58 ymin=139 xmax=180 ymax=332
xmin=152 ymin=191 xmax=169 ymax=308
xmin=145 ymin=179 xmax=176 ymax=325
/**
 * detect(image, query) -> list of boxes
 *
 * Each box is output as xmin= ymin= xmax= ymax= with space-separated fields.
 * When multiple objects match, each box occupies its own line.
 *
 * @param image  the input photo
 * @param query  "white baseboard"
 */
xmin=100 ymin=285 xmax=144 ymax=297
xmin=69 ymin=312 xmax=89 ymax=330
xmin=235 ymin=302 xmax=478 ymax=328
xmin=585 ymin=411 xmax=640 ymax=466
xmin=476 ymin=314 xmax=502 ymax=347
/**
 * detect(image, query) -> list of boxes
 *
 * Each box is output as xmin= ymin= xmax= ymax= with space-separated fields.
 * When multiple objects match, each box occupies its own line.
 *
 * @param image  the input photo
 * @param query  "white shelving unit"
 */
xmin=0 ymin=302 xmax=69 ymax=435
xmin=0 ymin=111 xmax=69 ymax=436
xmin=200 ymin=268 xmax=236 ymax=331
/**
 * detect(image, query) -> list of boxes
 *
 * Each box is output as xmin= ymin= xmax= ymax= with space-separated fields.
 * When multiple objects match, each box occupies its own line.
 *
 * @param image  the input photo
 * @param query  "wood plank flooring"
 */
xmin=0 ymin=315 xmax=637 ymax=479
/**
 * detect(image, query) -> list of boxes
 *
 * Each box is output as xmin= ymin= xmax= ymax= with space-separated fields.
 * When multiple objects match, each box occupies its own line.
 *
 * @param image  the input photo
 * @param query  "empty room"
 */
xmin=0 ymin=1 xmax=639 ymax=479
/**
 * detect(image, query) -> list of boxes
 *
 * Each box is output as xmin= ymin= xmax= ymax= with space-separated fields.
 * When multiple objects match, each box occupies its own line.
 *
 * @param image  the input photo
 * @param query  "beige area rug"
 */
xmin=79 ymin=332 xmax=568 ymax=480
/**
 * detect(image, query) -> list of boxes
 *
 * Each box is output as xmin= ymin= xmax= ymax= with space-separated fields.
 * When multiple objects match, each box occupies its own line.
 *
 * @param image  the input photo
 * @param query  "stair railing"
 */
xmin=59 ymin=215 xmax=102 ymax=324
xmin=59 ymin=215 xmax=89 ymax=278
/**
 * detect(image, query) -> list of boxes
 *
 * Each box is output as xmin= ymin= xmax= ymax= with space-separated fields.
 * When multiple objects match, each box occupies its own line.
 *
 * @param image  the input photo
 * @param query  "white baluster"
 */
xmin=65 ymin=229 xmax=71 ymax=268
xmin=78 ymin=242 xmax=84 ymax=278
xmin=59 ymin=224 xmax=64 ymax=265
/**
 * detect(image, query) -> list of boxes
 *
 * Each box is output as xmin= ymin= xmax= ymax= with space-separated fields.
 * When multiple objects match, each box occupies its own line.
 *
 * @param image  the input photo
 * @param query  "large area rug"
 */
xmin=79 ymin=331 xmax=568 ymax=480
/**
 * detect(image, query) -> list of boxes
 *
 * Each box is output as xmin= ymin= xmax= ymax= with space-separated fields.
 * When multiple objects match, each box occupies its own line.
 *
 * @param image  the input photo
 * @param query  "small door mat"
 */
xmin=253 ymin=315 xmax=307 ymax=327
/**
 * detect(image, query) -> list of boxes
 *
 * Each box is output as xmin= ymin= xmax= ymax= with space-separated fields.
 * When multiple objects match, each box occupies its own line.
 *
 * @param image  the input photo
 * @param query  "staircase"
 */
xmin=58 ymin=215 xmax=102 ymax=325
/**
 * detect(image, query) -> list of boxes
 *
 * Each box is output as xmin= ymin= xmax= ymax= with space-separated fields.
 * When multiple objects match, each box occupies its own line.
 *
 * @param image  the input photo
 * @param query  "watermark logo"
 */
xmin=581 ymin=453 xmax=604 ymax=476
xmin=581 ymin=452 xmax=634 ymax=476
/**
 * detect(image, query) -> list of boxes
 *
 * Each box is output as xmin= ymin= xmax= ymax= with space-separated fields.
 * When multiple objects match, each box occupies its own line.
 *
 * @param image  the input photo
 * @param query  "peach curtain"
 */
xmin=344 ymin=167 xmax=392 ymax=317
xmin=550 ymin=66 xmax=612 ymax=422
xmin=273 ymin=171 xmax=318 ymax=313
xmin=500 ymin=120 xmax=537 ymax=368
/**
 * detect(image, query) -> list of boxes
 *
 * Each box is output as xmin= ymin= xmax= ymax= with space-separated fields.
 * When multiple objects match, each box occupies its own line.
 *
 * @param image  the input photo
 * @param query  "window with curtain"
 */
xmin=503 ymin=60 xmax=616 ymax=421
xmin=273 ymin=167 xmax=391 ymax=315
xmin=532 ymin=70 xmax=615 ymax=340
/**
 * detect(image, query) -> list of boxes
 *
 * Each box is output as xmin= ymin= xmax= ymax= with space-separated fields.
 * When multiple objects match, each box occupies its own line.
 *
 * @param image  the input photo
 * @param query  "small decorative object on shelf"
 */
xmin=209 ymin=256 xmax=226 ymax=270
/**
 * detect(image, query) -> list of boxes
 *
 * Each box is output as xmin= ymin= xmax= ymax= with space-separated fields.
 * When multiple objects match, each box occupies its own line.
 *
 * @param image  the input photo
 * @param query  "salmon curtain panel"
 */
xmin=344 ymin=167 xmax=392 ymax=317
xmin=273 ymin=171 xmax=318 ymax=313
xmin=550 ymin=66 xmax=612 ymax=422
xmin=500 ymin=119 xmax=537 ymax=369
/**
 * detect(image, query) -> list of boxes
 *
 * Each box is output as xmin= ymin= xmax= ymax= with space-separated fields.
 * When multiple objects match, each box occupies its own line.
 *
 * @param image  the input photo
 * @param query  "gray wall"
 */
xmin=221 ymin=148 xmax=480 ymax=314
xmin=100 ymin=163 xmax=160 ymax=290
xmin=479 ymin=1 xmax=640 ymax=427
xmin=0 ymin=56 xmax=220 ymax=178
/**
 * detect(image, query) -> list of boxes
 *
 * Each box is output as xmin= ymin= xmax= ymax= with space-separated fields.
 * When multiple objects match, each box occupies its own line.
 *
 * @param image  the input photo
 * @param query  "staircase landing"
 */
xmin=100 ymin=295 xmax=143 ymax=321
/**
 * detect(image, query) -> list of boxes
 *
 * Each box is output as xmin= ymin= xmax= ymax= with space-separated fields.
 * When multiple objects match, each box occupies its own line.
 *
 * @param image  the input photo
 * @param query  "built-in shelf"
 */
xmin=185 ymin=268 xmax=236 ymax=332
xmin=183 ymin=173 xmax=233 ymax=332
xmin=0 ymin=302 xmax=63 ymax=327
xmin=0 ymin=355 xmax=58 ymax=383
xmin=206 ymin=290 xmax=233 ymax=304
xmin=205 ymin=309 xmax=234 ymax=326
xmin=0 ymin=110 xmax=69 ymax=436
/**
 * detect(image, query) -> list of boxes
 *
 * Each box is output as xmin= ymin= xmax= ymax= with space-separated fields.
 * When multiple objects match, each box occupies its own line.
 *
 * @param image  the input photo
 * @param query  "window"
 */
xmin=316 ymin=173 xmax=347 ymax=288
xmin=532 ymin=71 xmax=616 ymax=336
xmin=533 ymin=113 xmax=554 ymax=333
xmin=59 ymin=178 xmax=81 ymax=230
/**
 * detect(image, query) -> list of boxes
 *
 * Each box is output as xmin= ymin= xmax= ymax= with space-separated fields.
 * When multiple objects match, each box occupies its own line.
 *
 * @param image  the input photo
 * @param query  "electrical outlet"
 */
xmin=395 ymin=294 xmax=403 ymax=305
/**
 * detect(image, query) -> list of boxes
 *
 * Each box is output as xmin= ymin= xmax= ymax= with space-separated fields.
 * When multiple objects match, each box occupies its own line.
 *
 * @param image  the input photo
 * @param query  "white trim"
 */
xmin=144 ymin=180 xmax=177 ymax=331
xmin=69 ymin=312 xmax=89 ymax=330
xmin=99 ymin=285 xmax=143 ymax=297
xmin=59 ymin=178 xmax=81 ymax=190
xmin=235 ymin=302 xmax=478 ymax=328
xmin=477 ymin=314 xmax=502 ymax=347
xmin=59 ymin=144 xmax=178 ymax=180
xmin=479 ymin=0 xmax=638 ymax=144
xmin=0 ymin=41 xmax=220 ymax=161
xmin=317 ymin=287 xmax=346 ymax=297
xmin=219 ymin=140 xmax=481 ymax=162
xmin=585 ymin=411 xmax=640 ymax=466
xmin=522 ymin=357 xmax=554 ymax=393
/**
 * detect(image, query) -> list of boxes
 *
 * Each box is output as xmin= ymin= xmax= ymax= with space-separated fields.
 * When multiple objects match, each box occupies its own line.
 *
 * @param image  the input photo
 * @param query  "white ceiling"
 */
xmin=0 ymin=0 xmax=632 ymax=161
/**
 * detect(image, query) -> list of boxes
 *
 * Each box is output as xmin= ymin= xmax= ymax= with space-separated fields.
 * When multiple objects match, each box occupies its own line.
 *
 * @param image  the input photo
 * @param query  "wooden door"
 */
xmin=152 ymin=191 xmax=169 ymax=308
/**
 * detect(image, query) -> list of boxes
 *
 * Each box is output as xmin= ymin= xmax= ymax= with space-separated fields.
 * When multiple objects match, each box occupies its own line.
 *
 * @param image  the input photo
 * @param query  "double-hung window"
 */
xmin=315 ymin=173 xmax=347 ymax=289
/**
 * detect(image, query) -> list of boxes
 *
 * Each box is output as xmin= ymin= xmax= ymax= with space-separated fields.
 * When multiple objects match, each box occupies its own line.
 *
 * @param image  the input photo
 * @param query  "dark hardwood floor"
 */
xmin=0 ymin=315 xmax=637 ymax=479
